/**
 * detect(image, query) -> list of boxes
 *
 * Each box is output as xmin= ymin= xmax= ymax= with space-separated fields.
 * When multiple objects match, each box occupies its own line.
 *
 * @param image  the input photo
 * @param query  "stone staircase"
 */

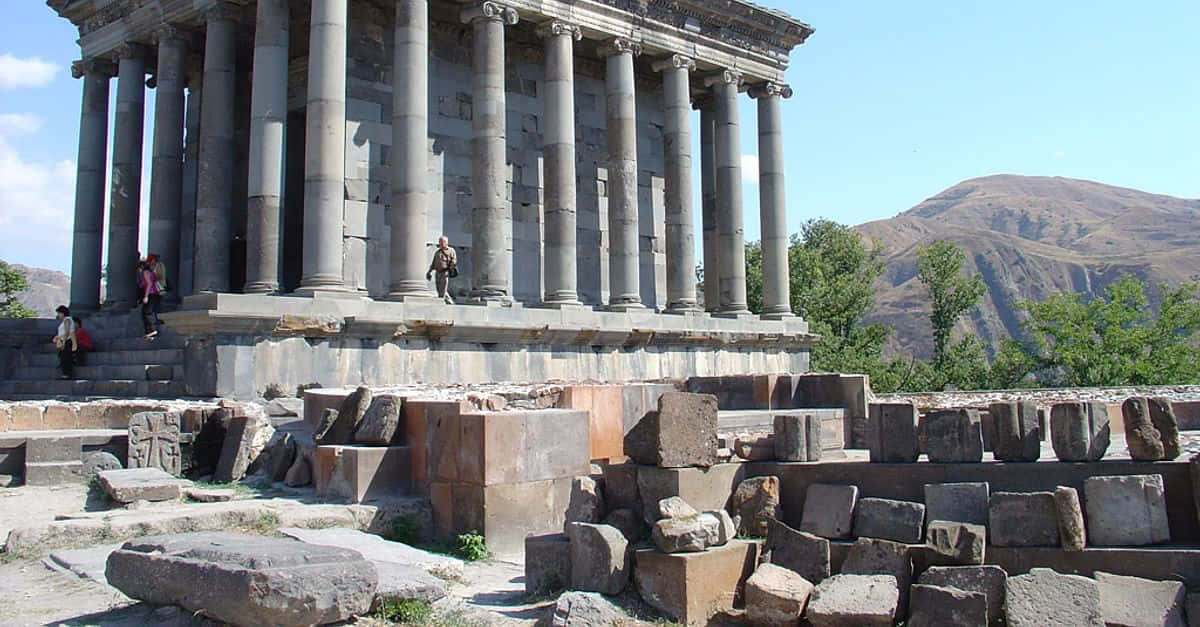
xmin=0 ymin=310 xmax=195 ymax=400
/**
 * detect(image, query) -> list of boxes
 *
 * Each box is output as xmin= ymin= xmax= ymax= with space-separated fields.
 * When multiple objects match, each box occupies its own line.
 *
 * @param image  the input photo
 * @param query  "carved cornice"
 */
xmin=651 ymin=54 xmax=696 ymax=73
xmin=71 ymin=57 xmax=117 ymax=79
xmin=536 ymin=20 xmax=582 ymax=41
xmin=598 ymin=37 xmax=642 ymax=58
xmin=460 ymin=2 xmax=519 ymax=26
xmin=703 ymin=69 xmax=742 ymax=88
xmin=748 ymin=81 xmax=793 ymax=99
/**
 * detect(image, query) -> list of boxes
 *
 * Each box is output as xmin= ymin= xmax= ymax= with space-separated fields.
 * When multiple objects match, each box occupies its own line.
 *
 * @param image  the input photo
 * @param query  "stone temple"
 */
xmin=46 ymin=0 xmax=815 ymax=399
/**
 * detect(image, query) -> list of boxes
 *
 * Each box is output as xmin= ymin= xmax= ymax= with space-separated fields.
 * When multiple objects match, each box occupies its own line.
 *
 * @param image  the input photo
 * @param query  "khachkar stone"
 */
xmin=708 ymin=69 xmax=750 ymax=316
xmin=105 ymin=43 xmax=147 ymax=308
xmin=602 ymin=37 xmax=645 ymax=310
xmin=148 ymin=26 xmax=188 ymax=305
xmin=195 ymin=3 xmax=238 ymax=293
xmin=539 ymin=20 xmax=583 ymax=306
xmin=749 ymin=81 xmax=794 ymax=319
xmin=463 ymin=1 xmax=519 ymax=303
xmin=387 ymin=0 xmax=436 ymax=300
xmin=1049 ymin=401 xmax=1110 ymax=461
xmin=128 ymin=411 xmax=183 ymax=476
xmin=655 ymin=54 xmax=700 ymax=313
xmin=245 ymin=0 xmax=289 ymax=294
xmin=698 ymin=101 xmax=720 ymax=312
xmin=68 ymin=57 xmax=114 ymax=312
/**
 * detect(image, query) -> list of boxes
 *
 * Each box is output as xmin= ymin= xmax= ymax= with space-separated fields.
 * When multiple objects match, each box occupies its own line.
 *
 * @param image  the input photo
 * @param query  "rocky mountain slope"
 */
xmin=6 ymin=262 xmax=68 ymax=318
xmin=854 ymin=175 xmax=1200 ymax=359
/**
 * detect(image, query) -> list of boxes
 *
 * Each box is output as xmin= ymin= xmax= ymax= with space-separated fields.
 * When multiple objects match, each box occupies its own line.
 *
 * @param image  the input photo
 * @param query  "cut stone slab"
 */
xmin=773 ymin=413 xmax=821 ymax=462
xmin=355 ymin=394 xmax=403 ymax=445
xmin=213 ymin=411 xmax=275 ymax=483
xmin=633 ymin=539 xmax=759 ymax=625
xmin=45 ymin=542 xmax=125 ymax=584
xmin=24 ymin=461 xmax=83 ymax=486
xmin=867 ymin=402 xmax=919 ymax=463
xmin=263 ymin=431 xmax=297 ymax=482
xmin=908 ymin=583 xmax=988 ymax=627
xmin=918 ymin=565 xmax=1008 ymax=627
xmin=81 ymin=451 xmax=123 ymax=479
xmin=1050 ymin=401 xmax=1110 ymax=462
xmin=525 ymin=533 xmax=571 ymax=596
xmin=806 ymin=574 xmax=898 ymax=627
xmin=636 ymin=463 xmax=746 ymax=525
xmin=926 ymin=520 xmax=985 ymax=566
xmin=568 ymin=522 xmax=630 ymax=595
xmin=96 ymin=468 xmax=192 ymax=503
xmin=852 ymin=497 xmax=925 ymax=543
xmin=1095 ymin=571 xmax=1185 ymax=627
xmin=127 ymin=411 xmax=182 ymax=475
xmin=624 ymin=391 xmax=718 ymax=468
xmin=840 ymin=537 xmax=913 ymax=615
xmin=373 ymin=561 xmax=447 ymax=604
xmin=989 ymin=491 xmax=1060 ymax=547
xmin=105 ymin=532 xmax=377 ymax=626
xmin=563 ymin=475 xmax=605 ymax=534
xmin=1005 ymin=568 xmax=1103 ymax=627
xmin=800 ymin=483 xmax=858 ymax=539
xmin=26 ymin=434 xmax=82 ymax=463
xmin=1148 ymin=397 xmax=1182 ymax=460
xmin=551 ymin=591 xmax=630 ymax=627
xmin=924 ymin=408 xmax=984 ymax=463
xmin=765 ymin=518 xmax=830 ymax=584
xmin=278 ymin=527 xmax=463 ymax=581
xmin=314 ymin=445 xmax=412 ymax=503
xmin=1084 ymin=474 xmax=1170 ymax=546
xmin=990 ymin=400 xmax=1041 ymax=461
xmin=730 ymin=475 xmax=781 ymax=537
xmin=745 ymin=562 xmax=813 ymax=627
xmin=321 ymin=386 xmax=372 ymax=445
xmin=1054 ymin=486 xmax=1086 ymax=551
xmin=924 ymin=482 xmax=989 ymax=528
xmin=1124 ymin=397 xmax=1167 ymax=461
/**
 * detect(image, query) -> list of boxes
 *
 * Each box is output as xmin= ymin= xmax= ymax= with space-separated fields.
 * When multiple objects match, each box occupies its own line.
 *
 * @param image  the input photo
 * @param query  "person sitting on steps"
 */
xmin=52 ymin=305 xmax=76 ymax=379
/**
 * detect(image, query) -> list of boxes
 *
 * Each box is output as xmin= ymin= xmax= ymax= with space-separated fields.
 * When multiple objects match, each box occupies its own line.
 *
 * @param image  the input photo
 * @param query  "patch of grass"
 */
xmin=241 ymin=511 xmax=281 ymax=535
xmin=95 ymin=522 xmax=116 ymax=543
xmin=191 ymin=480 xmax=255 ymax=495
xmin=373 ymin=599 xmax=432 ymax=624
xmin=456 ymin=531 xmax=489 ymax=561
xmin=387 ymin=515 xmax=422 ymax=546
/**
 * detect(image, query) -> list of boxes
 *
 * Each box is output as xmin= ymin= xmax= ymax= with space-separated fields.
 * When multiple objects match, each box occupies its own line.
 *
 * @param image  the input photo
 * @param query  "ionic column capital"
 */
xmin=704 ymin=69 xmax=742 ymax=88
xmin=460 ymin=2 xmax=519 ymax=26
xmin=153 ymin=24 xmax=188 ymax=46
xmin=691 ymin=94 xmax=714 ymax=111
xmin=71 ymin=57 xmax=116 ymax=79
xmin=536 ymin=20 xmax=581 ymax=41
xmin=599 ymin=37 xmax=642 ymax=58
xmin=114 ymin=42 xmax=149 ymax=62
xmin=748 ymin=81 xmax=793 ymax=99
xmin=652 ymin=54 xmax=695 ymax=73
xmin=205 ymin=1 xmax=241 ymax=23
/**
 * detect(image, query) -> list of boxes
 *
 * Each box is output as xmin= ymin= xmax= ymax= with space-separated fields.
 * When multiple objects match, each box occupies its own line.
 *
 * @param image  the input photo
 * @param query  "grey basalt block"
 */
xmin=1049 ymin=401 xmax=1110 ymax=462
xmin=919 ymin=565 xmax=1008 ymax=627
xmin=989 ymin=400 xmax=1041 ymax=461
xmin=924 ymin=408 xmax=983 ymax=463
xmin=989 ymin=492 xmax=1060 ymax=547
xmin=924 ymin=482 xmax=989 ymax=528
xmin=1094 ymin=571 xmax=1186 ymax=627
xmin=800 ymin=483 xmax=858 ymax=539
xmin=1083 ymin=474 xmax=1170 ymax=546
xmin=1005 ymin=568 xmax=1103 ymax=627
xmin=624 ymin=391 xmax=718 ymax=468
xmin=840 ymin=537 xmax=914 ymax=615
xmin=97 ymin=467 xmax=191 ymax=503
xmin=852 ymin=497 xmax=925 ymax=543
xmin=806 ymin=574 xmax=898 ymax=627
xmin=908 ymin=583 xmax=987 ymax=627
xmin=765 ymin=518 xmax=830 ymax=584
xmin=867 ymin=402 xmax=919 ymax=463
xmin=925 ymin=520 xmax=986 ymax=566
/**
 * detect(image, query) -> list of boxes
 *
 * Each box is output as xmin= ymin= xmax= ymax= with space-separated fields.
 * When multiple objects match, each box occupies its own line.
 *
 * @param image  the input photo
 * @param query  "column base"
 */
xmin=292 ymin=286 xmax=361 ymax=300
xmin=713 ymin=309 xmax=756 ymax=320
xmin=607 ymin=302 xmax=646 ymax=312
xmin=536 ymin=300 xmax=590 ymax=310
xmin=382 ymin=291 xmax=440 ymax=303
xmin=243 ymin=282 xmax=280 ymax=295
xmin=465 ymin=295 xmax=515 ymax=307
xmin=664 ymin=302 xmax=704 ymax=315
xmin=760 ymin=311 xmax=795 ymax=321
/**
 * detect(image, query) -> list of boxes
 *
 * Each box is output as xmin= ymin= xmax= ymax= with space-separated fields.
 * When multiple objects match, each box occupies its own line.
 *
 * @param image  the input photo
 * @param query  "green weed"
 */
xmin=456 ymin=531 xmax=489 ymax=561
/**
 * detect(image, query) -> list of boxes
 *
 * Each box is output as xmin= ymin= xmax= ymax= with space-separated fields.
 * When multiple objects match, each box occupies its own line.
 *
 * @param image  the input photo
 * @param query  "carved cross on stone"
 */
xmin=128 ymin=411 xmax=182 ymax=476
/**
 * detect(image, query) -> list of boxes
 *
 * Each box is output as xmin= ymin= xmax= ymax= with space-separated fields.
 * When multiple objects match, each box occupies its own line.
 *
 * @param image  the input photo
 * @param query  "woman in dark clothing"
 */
xmin=138 ymin=261 xmax=161 ymax=338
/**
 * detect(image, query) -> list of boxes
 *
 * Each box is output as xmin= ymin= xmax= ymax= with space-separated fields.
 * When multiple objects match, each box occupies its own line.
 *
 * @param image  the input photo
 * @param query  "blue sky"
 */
xmin=1 ymin=1 xmax=1198 ymax=275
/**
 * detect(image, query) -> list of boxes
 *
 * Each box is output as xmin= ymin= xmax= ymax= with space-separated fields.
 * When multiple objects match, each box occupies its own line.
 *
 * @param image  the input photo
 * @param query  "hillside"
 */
xmin=854 ymin=175 xmax=1200 ymax=359
xmin=4 ymin=262 xmax=69 ymax=318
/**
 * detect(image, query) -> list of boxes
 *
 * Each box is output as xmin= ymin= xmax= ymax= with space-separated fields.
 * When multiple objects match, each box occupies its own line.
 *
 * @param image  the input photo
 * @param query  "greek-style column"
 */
xmin=104 ymin=44 xmax=147 ymax=308
xmin=654 ymin=54 xmax=699 ymax=313
xmin=461 ymin=2 xmax=518 ymax=302
xmin=698 ymin=101 xmax=719 ymax=312
xmin=147 ymin=27 xmax=188 ymax=304
xmin=386 ymin=0 xmax=435 ymax=299
xmin=178 ymin=72 xmax=202 ymax=298
xmin=298 ymin=0 xmax=349 ymax=293
xmin=601 ymin=37 xmax=643 ymax=310
xmin=194 ymin=3 xmax=238 ymax=293
xmin=708 ymin=70 xmax=750 ymax=316
xmin=68 ymin=58 xmax=114 ymax=312
xmin=750 ymin=82 xmax=795 ymax=318
xmin=244 ymin=0 xmax=289 ymax=294
xmin=539 ymin=20 xmax=582 ymax=306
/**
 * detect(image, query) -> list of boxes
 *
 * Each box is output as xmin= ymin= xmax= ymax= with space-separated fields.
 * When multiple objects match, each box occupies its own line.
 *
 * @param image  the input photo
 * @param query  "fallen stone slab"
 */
xmin=745 ymin=562 xmax=813 ymax=627
xmin=277 ymin=526 xmax=463 ymax=580
xmin=765 ymin=518 xmax=830 ymax=584
xmin=213 ymin=409 xmax=275 ymax=483
xmin=852 ymin=497 xmax=925 ymax=543
xmin=867 ymin=402 xmax=920 ymax=463
xmin=1005 ymin=568 xmax=1103 ymax=627
xmin=840 ymin=537 xmax=914 ymax=615
xmin=989 ymin=491 xmax=1060 ymax=547
xmin=526 ymin=533 xmax=571 ymax=596
xmin=1049 ymin=401 xmax=1110 ymax=462
xmin=1084 ymin=474 xmax=1170 ymax=546
xmin=321 ymin=386 xmax=373 ymax=445
xmin=96 ymin=468 xmax=192 ymax=504
xmin=800 ymin=483 xmax=858 ymax=539
xmin=908 ymin=583 xmax=988 ymax=627
xmin=989 ymin=400 xmax=1041 ymax=461
xmin=45 ymin=542 xmax=125 ymax=584
xmin=918 ymin=565 xmax=1007 ymax=627
xmin=624 ymin=391 xmax=718 ymax=468
xmin=633 ymin=539 xmax=759 ymax=625
xmin=730 ymin=475 xmax=781 ymax=537
xmin=806 ymin=574 xmax=898 ymax=627
xmin=355 ymin=394 xmax=403 ymax=445
xmin=925 ymin=520 xmax=985 ymax=566
xmin=184 ymin=487 xmax=237 ymax=502
xmin=568 ymin=522 xmax=630 ymax=595
xmin=105 ymin=532 xmax=377 ymax=626
xmin=925 ymin=408 xmax=984 ymax=463
xmin=1095 ymin=571 xmax=1185 ymax=627
xmin=551 ymin=591 xmax=630 ymax=627
xmin=924 ymin=481 xmax=989 ymax=528
xmin=1054 ymin=486 xmax=1086 ymax=551
xmin=373 ymin=561 xmax=447 ymax=605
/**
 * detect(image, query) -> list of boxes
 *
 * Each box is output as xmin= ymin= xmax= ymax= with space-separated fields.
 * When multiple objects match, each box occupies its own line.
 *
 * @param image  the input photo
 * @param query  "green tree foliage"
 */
xmin=916 ymin=241 xmax=987 ymax=365
xmin=0 ymin=261 xmax=36 ymax=319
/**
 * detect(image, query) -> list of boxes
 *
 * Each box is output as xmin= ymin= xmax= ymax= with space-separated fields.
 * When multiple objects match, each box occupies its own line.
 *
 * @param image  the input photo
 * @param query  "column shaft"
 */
xmin=245 ymin=0 xmax=289 ymax=293
xmin=68 ymin=61 xmax=112 ymax=312
xmin=178 ymin=79 xmax=201 ymax=298
xmin=104 ymin=48 xmax=146 ymax=308
xmin=712 ymin=72 xmax=749 ymax=315
xmin=699 ymin=104 xmax=719 ymax=312
xmin=754 ymin=84 xmax=793 ymax=317
xmin=658 ymin=55 xmax=698 ymax=312
xmin=540 ymin=22 xmax=581 ymax=305
xmin=388 ymin=0 xmax=435 ymax=298
xmin=148 ymin=31 xmax=187 ymax=304
xmin=194 ymin=7 xmax=238 ymax=293
xmin=604 ymin=39 xmax=642 ymax=309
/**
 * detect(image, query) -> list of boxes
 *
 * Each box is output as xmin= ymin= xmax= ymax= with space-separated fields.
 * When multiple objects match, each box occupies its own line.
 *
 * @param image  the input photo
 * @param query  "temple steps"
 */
xmin=0 ymin=379 xmax=192 ymax=400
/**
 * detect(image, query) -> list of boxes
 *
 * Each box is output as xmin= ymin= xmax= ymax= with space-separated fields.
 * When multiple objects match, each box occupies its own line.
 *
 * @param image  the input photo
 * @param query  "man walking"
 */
xmin=426 ymin=235 xmax=457 ymax=304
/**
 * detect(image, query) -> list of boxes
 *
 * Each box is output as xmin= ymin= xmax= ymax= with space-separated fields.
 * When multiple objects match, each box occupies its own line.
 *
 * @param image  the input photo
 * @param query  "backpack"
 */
xmin=75 ymin=327 xmax=94 ymax=351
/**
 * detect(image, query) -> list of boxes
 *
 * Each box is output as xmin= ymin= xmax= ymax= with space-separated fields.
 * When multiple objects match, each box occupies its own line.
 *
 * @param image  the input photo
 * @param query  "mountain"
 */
xmin=854 ymin=175 xmax=1200 ymax=359
xmin=4 ymin=262 xmax=69 ymax=318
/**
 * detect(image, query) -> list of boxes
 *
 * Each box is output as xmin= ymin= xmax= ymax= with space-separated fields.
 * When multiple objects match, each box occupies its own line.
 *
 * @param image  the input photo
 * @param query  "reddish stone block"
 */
xmin=10 ymin=405 xmax=43 ymax=430
xmin=42 ymin=404 xmax=79 ymax=429
xmin=0 ymin=405 xmax=10 ymax=431
xmin=560 ymin=385 xmax=625 ymax=461
xmin=634 ymin=540 xmax=761 ymax=624
xmin=313 ymin=444 xmax=412 ymax=503
xmin=458 ymin=412 xmax=526 ymax=486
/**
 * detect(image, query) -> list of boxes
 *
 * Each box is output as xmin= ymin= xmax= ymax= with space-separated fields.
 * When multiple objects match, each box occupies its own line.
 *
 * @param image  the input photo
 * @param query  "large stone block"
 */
xmin=685 ymin=374 xmax=785 ymax=410
xmin=773 ymin=413 xmax=821 ymax=462
xmin=624 ymin=392 xmax=718 ymax=468
xmin=602 ymin=462 xmax=641 ymax=517
xmin=925 ymin=408 xmax=983 ymax=463
xmin=559 ymin=385 xmax=625 ymax=461
xmin=1095 ymin=571 xmax=1186 ymax=627
xmin=924 ymin=481 xmax=989 ymax=528
xmin=96 ymin=468 xmax=191 ymax=503
xmin=1084 ymin=474 xmax=1170 ymax=546
xmin=867 ymin=402 xmax=919 ymax=463
xmin=458 ymin=410 xmax=591 ymax=486
xmin=313 ymin=445 xmax=412 ymax=503
xmin=568 ymin=522 xmax=630 ymax=595
xmin=800 ymin=483 xmax=858 ymax=539
xmin=1123 ymin=397 xmax=1182 ymax=461
xmin=908 ymin=583 xmax=987 ymax=627
xmin=806 ymin=574 xmax=898 ymax=627
xmin=620 ymin=383 xmax=677 ymax=435
xmin=403 ymin=399 xmax=470 ymax=487
xmin=925 ymin=520 xmax=985 ymax=566
xmin=1054 ymin=486 xmax=1086 ymax=551
xmin=918 ymin=565 xmax=1008 ymax=627
xmin=852 ymin=497 xmax=925 ymax=543
xmin=840 ymin=537 xmax=913 ymax=615
xmin=127 ymin=411 xmax=182 ymax=475
xmin=745 ymin=563 xmax=813 ymax=627
xmin=989 ymin=491 xmax=1060 ymax=547
xmin=321 ymin=386 xmax=372 ymax=444
xmin=433 ymin=476 xmax=573 ymax=558
xmin=633 ymin=539 xmax=759 ymax=625
xmin=730 ymin=476 xmax=781 ymax=537
xmin=563 ymin=476 xmax=605 ymax=534
xmin=354 ymin=394 xmax=403 ymax=445
xmin=765 ymin=518 xmax=830 ymax=584
xmin=213 ymin=409 xmax=274 ymax=483
xmin=304 ymin=388 xmax=350 ymax=429
xmin=1005 ymin=568 xmax=1103 ymax=627
xmin=636 ymin=463 xmax=745 ymax=524
xmin=1049 ymin=401 xmax=1110 ymax=462
xmin=26 ymin=434 xmax=82 ymax=463
xmin=989 ymin=401 xmax=1041 ymax=461
xmin=105 ymin=532 xmax=376 ymax=626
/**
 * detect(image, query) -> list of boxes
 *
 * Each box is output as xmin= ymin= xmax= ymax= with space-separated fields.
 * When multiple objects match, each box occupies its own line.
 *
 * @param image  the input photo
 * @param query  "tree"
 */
xmin=916 ymin=240 xmax=987 ymax=365
xmin=0 ymin=261 xmax=36 ymax=319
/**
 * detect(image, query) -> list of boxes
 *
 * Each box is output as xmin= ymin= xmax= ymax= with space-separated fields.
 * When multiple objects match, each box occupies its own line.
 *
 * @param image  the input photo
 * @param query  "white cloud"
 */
xmin=741 ymin=154 xmax=759 ymax=184
xmin=0 ymin=123 xmax=76 ymax=271
xmin=0 ymin=113 xmax=44 ymax=135
xmin=0 ymin=53 xmax=58 ymax=89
